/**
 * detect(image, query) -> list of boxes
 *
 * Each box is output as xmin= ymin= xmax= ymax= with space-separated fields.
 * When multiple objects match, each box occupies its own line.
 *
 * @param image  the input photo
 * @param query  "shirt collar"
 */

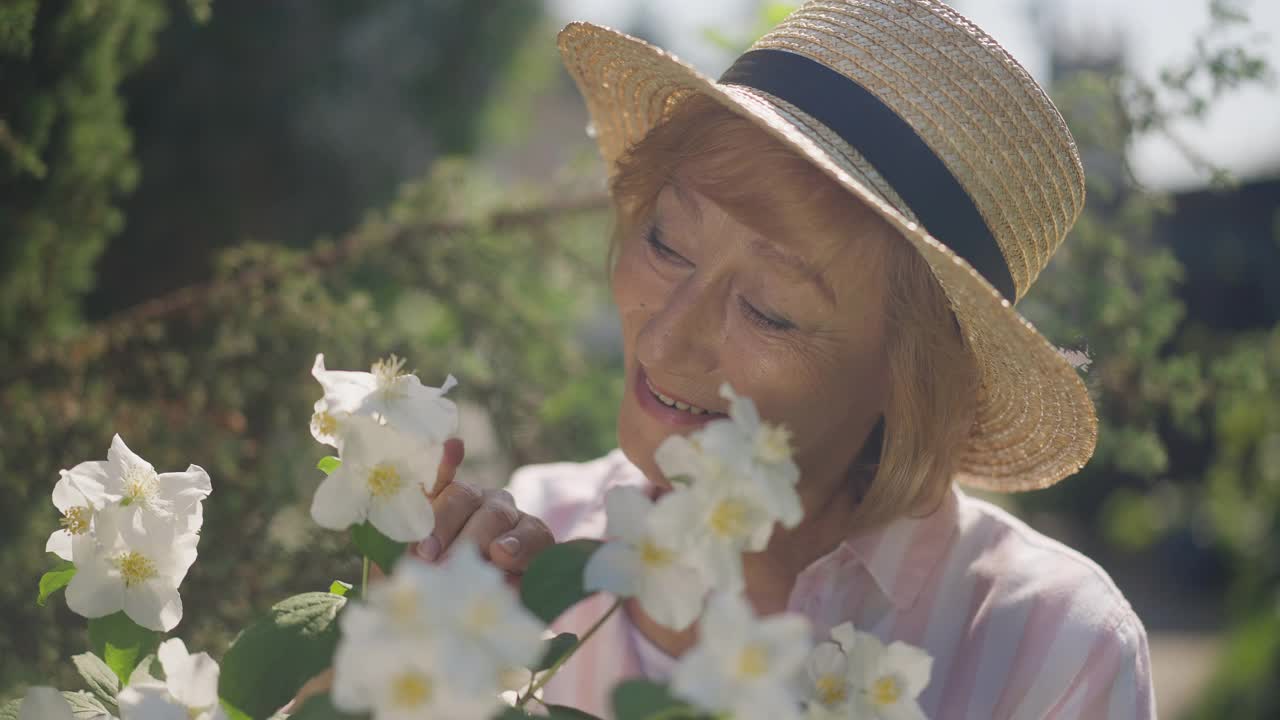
xmin=832 ymin=483 xmax=962 ymax=610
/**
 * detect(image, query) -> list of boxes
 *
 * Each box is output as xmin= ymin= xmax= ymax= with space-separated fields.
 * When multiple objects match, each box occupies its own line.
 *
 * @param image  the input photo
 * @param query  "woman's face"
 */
xmin=614 ymin=179 xmax=895 ymax=492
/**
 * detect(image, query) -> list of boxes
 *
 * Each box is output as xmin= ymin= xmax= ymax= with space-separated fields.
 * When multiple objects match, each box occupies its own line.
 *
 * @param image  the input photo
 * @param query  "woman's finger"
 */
xmin=416 ymin=480 xmax=484 ymax=562
xmin=486 ymin=512 xmax=555 ymax=574
xmin=450 ymin=489 xmax=522 ymax=560
xmin=428 ymin=437 xmax=466 ymax=498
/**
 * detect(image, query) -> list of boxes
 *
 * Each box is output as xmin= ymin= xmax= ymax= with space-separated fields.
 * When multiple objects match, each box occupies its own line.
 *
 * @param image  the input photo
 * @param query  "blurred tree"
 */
xmin=88 ymin=0 xmax=542 ymax=319
xmin=0 ymin=0 xmax=168 ymax=362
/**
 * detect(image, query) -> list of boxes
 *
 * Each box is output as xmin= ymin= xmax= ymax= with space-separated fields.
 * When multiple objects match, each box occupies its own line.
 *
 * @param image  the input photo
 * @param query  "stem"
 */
xmin=517 ymin=599 xmax=623 ymax=707
xmin=361 ymin=556 xmax=370 ymax=599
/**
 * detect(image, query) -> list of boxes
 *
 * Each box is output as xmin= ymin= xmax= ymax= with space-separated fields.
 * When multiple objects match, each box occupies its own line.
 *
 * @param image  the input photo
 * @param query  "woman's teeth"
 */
xmin=645 ymin=378 xmax=712 ymax=415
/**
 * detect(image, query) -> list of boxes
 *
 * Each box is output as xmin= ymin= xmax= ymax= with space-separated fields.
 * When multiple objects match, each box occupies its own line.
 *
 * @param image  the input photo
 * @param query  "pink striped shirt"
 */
xmin=508 ymin=450 xmax=1156 ymax=719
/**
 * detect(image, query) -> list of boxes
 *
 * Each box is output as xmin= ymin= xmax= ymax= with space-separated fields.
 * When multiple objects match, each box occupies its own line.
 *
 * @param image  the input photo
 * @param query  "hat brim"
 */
xmin=558 ymin=21 xmax=1097 ymax=491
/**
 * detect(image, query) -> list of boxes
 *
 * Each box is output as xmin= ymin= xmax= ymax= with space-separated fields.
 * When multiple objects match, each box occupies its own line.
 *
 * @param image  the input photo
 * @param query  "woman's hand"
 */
xmin=414 ymin=438 xmax=555 ymax=577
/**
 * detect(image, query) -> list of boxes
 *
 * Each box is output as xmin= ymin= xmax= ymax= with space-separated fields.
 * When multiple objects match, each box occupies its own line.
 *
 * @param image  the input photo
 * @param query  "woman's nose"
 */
xmin=635 ymin=275 xmax=722 ymax=377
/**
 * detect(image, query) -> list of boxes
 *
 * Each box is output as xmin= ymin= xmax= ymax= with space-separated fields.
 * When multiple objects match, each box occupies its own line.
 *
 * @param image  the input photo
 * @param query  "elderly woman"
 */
xmin=417 ymin=1 xmax=1155 ymax=718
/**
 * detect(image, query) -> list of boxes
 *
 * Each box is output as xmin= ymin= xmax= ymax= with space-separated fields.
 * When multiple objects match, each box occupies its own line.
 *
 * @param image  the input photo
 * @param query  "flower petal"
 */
xmin=108 ymin=434 xmax=154 ymax=488
xmin=118 ymin=682 xmax=186 ymax=720
xmin=310 ymin=470 xmax=369 ymax=531
xmin=158 ymin=638 xmax=221 ymax=710
xmin=64 ymin=461 xmax=111 ymax=503
xmin=719 ymin=382 xmax=760 ymax=431
xmin=156 ymin=465 xmax=212 ymax=515
xmin=639 ymin=562 xmax=708 ymax=631
xmin=52 ymin=470 xmax=88 ymax=512
xmin=125 ymin=581 xmax=183 ymax=632
xmin=653 ymin=434 xmax=705 ymax=484
xmin=879 ymin=696 xmax=928 ymax=720
xmin=45 ymin=529 xmax=74 ymax=561
xmin=367 ymin=486 xmax=435 ymax=542
xmin=65 ymin=558 xmax=123 ymax=620
xmin=20 ymin=687 xmax=75 ymax=720
xmin=884 ymin=642 xmax=934 ymax=697
xmin=582 ymin=541 xmax=642 ymax=597
xmin=312 ymin=354 xmax=378 ymax=416
xmin=601 ymin=486 xmax=653 ymax=542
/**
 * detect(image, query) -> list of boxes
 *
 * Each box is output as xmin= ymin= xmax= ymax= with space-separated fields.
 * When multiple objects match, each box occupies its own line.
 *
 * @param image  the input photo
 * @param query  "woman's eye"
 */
xmin=645 ymin=226 xmax=690 ymax=266
xmin=739 ymin=296 xmax=795 ymax=332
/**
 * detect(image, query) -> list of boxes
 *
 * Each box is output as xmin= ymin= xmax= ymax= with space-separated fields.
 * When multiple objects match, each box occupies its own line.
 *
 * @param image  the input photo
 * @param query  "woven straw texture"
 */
xmin=556 ymin=0 xmax=1097 ymax=491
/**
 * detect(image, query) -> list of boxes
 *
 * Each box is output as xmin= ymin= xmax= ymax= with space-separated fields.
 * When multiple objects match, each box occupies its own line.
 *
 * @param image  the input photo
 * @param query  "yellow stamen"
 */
xmin=755 ymin=424 xmax=793 ymax=464
xmin=121 ymin=465 xmax=159 ymax=507
xmin=871 ymin=675 xmax=903 ymax=706
xmin=816 ymin=675 xmax=848 ymax=706
xmin=389 ymin=671 xmax=433 ymax=708
xmin=113 ymin=551 xmax=157 ymax=587
xmin=372 ymin=355 xmax=409 ymax=392
xmin=367 ymin=464 xmax=403 ymax=497
xmin=638 ymin=540 xmax=673 ymax=568
xmin=312 ymin=411 xmax=338 ymax=437
xmin=736 ymin=644 xmax=769 ymax=679
xmin=60 ymin=506 xmax=91 ymax=535
xmin=709 ymin=498 xmax=751 ymax=538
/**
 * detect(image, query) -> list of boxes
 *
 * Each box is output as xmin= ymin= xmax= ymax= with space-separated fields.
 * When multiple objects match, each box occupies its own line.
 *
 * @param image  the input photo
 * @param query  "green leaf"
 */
xmin=37 ymin=560 xmax=77 ymax=607
xmin=87 ymin=612 xmax=161 ymax=685
xmin=219 ymin=592 xmax=347 ymax=720
xmin=288 ymin=693 xmax=368 ymax=720
xmin=61 ymin=691 xmax=112 ymax=720
xmin=519 ymin=539 xmax=602 ymax=624
xmin=0 ymin=693 xmax=107 ymax=720
xmin=611 ymin=679 xmax=703 ymax=720
xmin=316 ymin=456 xmax=342 ymax=475
xmin=491 ymin=709 xmax=533 ymax=720
xmin=350 ymin=521 xmax=406 ymax=573
xmin=545 ymin=705 xmax=606 ymax=719
xmin=328 ymin=580 xmax=353 ymax=597
xmin=71 ymin=653 xmax=120 ymax=711
xmin=533 ymin=632 xmax=579 ymax=672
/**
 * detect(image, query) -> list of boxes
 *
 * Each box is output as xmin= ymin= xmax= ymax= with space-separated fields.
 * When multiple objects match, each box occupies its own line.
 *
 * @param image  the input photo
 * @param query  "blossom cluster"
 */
xmin=20 ymin=639 xmax=225 ymax=720
xmin=330 ymin=545 xmax=546 ymax=719
xmin=49 ymin=435 xmax=211 ymax=631
xmin=308 ymin=354 xmax=459 ymax=542
xmin=583 ymin=383 xmax=804 ymax=630
xmin=799 ymin=623 xmax=933 ymax=720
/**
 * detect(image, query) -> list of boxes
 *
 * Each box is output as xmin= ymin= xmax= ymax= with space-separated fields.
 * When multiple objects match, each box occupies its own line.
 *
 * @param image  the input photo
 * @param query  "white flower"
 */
xmin=95 ymin=435 xmax=211 ymax=533
xmin=832 ymin=623 xmax=932 ymax=720
xmin=331 ymin=547 xmax=545 ymax=720
xmin=65 ymin=505 xmax=199 ymax=631
xmin=798 ymin=641 xmax=854 ymax=712
xmin=19 ymin=688 xmax=75 ymax=720
xmin=648 ymin=474 xmax=777 ymax=590
xmin=118 ymin=638 xmax=226 ymax=720
xmin=310 ymin=353 xmax=458 ymax=449
xmin=332 ymin=637 xmax=498 ymax=720
xmin=416 ymin=545 xmax=544 ymax=685
xmin=698 ymin=383 xmax=803 ymax=528
xmin=583 ymin=486 xmax=710 ymax=630
xmin=310 ymin=414 xmax=440 ymax=542
xmin=46 ymin=467 xmax=109 ymax=561
xmin=670 ymin=591 xmax=812 ymax=720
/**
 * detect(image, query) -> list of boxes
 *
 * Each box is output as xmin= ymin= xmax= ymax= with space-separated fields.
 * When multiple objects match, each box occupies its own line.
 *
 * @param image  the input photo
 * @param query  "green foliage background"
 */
xmin=0 ymin=0 xmax=1277 ymax=716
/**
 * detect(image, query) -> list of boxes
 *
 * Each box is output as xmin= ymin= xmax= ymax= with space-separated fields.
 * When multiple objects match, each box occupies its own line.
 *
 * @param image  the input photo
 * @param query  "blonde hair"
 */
xmin=608 ymin=94 xmax=980 ymax=531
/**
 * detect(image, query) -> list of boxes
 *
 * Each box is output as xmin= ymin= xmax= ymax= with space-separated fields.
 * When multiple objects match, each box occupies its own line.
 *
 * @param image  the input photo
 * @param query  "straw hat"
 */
xmin=557 ymin=0 xmax=1096 ymax=491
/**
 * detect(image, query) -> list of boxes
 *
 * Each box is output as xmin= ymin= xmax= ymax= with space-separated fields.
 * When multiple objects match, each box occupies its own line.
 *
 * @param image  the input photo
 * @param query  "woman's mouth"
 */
xmin=645 ymin=375 xmax=714 ymax=415
xmin=633 ymin=366 xmax=727 ymax=427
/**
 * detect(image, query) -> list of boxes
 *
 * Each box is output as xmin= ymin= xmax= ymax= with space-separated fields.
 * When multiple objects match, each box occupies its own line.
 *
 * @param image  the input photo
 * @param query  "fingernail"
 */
xmin=417 ymin=536 xmax=441 ymax=562
xmin=496 ymin=536 xmax=521 ymax=556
